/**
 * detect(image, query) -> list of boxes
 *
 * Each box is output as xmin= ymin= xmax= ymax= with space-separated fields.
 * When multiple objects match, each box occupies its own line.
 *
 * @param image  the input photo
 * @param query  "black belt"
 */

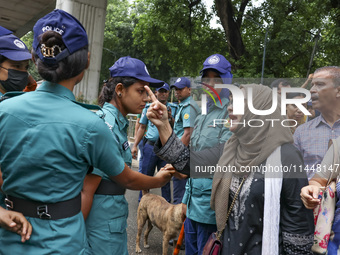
xmin=95 ymin=179 xmax=126 ymax=195
xmin=145 ymin=139 xmax=156 ymax=146
xmin=5 ymin=193 xmax=81 ymax=220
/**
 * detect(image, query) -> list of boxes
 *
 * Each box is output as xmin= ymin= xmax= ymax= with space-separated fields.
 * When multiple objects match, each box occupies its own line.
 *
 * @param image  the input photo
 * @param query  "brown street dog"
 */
xmin=136 ymin=190 xmax=184 ymax=255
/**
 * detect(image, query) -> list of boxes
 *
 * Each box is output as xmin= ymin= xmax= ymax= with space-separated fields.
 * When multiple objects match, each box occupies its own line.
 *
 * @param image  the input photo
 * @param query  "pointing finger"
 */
xmin=144 ymin=86 xmax=158 ymax=103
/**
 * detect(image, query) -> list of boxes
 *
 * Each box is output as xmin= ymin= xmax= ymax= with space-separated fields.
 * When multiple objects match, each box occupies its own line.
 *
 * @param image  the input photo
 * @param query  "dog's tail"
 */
xmin=141 ymin=190 xmax=150 ymax=197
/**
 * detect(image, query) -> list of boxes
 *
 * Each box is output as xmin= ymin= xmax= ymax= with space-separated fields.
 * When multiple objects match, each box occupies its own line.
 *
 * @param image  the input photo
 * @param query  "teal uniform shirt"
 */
xmin=173 ymin=96 xmax=200 ymax=139
xmin=140 ymin=102 xmax=178 ymax=142
xmin=182 ymin=97 xmax=232 ymax=225
xmin=85 ymin=102 xmax=131 ymax=255
xmin=0 ymin=91 xmax=3 ymax=209
xmin=0 ymin=82 xmax=125 ymax=254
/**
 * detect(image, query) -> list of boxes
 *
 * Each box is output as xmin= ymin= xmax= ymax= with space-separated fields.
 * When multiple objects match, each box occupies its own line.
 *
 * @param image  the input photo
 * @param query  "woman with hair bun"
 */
xmin=0 ymin=10 xmax=172 ymax=254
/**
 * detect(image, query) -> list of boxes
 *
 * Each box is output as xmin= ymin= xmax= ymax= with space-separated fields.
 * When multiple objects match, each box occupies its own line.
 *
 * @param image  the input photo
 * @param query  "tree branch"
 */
xmin=188 ymin=0 xmax=201 ymax=9
xmin=236 ymin=0 xmax=250 ymax=27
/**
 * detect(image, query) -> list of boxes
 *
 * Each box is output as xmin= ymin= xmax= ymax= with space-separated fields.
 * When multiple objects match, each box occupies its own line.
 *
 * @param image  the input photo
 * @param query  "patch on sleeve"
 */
xmin=184 ymin=113 xmax=189 ymax=120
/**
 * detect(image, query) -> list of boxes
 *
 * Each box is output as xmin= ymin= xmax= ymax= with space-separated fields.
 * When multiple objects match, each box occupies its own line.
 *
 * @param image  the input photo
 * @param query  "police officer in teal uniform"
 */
xmin=132 ymin=82 xmax=178 ymax=202
xmin=182 ymin=54 xmax=233 ymax=254
xmin=171 ymin=77 xmax=200 ymax=204
xmin=0 ymin=10 xmax=172 ymax=255
xmin=0 ymin=33 xmax=31 ymax=97
xmin=0 ymin=31 xmax=32 ymax=210
xmin=82 ymin=56 xmax=169 ymax=255
xmin=172 ymin=77 xmax=200 ymax=144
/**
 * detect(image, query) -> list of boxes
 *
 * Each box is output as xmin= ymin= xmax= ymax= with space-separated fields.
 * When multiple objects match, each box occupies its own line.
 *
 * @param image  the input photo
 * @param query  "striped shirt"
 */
xmin=294 ymin=115 xmax=340 ymax=179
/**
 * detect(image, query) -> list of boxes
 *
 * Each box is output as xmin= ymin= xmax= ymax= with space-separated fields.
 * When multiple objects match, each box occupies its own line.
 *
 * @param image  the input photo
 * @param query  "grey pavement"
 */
xmin=126 ymin=159 xmax=185 ymax=255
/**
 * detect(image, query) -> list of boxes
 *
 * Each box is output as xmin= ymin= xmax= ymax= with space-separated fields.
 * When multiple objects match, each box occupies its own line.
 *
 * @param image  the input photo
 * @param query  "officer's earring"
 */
xmin=118 ymin=93 xmax=122 ymax=98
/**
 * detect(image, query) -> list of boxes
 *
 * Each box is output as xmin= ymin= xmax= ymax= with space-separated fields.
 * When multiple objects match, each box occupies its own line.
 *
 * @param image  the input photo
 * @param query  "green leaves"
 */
xmin=131 ymin=0 xmax=227 ymax=80
xmin=99 ymin=0 xmax=339 ymax=90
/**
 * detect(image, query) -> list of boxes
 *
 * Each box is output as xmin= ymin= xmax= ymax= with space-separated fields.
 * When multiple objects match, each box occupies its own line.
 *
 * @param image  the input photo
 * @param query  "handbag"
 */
xmin=312 ymin=139 xmax=339 ymax=254
xmin=202 ymin=177 xmax=246 ymax=255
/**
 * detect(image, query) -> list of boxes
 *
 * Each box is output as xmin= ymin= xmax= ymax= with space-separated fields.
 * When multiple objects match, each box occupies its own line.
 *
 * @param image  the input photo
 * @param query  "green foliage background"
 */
xmin=21 ymin=0 xmax=340 ymax=93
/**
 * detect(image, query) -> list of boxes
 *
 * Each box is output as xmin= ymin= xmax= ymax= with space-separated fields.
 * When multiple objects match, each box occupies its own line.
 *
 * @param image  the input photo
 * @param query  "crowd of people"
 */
xmin=0 ymin=7 xmax=340 ymax=255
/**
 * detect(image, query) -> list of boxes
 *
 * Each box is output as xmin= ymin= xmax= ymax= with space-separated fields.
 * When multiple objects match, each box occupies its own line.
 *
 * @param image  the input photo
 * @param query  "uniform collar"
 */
xmin=179 ymin=96 xmax=191 ymax=106
xmin=36 ymin=81 xmax=76 ymax=101
xmin=103 ymin=102 xmax=129 ymax=131
xmin=211 ymin=97 xmax=229 ymax=110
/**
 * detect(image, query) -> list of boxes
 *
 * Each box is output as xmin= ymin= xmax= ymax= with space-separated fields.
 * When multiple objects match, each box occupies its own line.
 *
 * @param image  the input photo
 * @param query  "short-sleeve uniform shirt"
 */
xmin=173 ymin=96 xmax=200 ymax=139
xmin=0 ymin=81 xmax=125 ymax=254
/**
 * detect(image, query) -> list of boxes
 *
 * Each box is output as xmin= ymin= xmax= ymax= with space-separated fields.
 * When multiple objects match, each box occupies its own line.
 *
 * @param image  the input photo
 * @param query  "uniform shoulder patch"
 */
xmin=184 ymin=113 xmax=190 ymax=120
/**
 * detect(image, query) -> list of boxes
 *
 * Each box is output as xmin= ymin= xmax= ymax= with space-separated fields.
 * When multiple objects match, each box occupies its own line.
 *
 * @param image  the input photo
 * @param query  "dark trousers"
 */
xmin=184 ymin=218 xmax=217 ymax=255
xmin=173 ymin=177 xmax=187 ymax=204
xmin=138 ymin=142 xmax=171 ymax=202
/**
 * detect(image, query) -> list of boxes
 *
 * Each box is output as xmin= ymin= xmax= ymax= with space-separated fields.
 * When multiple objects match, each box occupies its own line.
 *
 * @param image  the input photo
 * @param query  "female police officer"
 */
xmin=0 ymin=9 xmax=172 ymax=254
xmin=0 ymin=33 xmax=32 ymax=96
xmin=181 ymin=54 xmax=233 ymax=254
xmin=0 ymin=29 xmax=32 ymax=212
xmin=82 ymin=56 xmax=166 ymax=255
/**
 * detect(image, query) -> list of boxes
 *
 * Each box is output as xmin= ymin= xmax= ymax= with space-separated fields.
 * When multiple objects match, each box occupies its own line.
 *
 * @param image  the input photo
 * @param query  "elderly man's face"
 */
xmin=310 ymin=70 xmax=339 ymax=113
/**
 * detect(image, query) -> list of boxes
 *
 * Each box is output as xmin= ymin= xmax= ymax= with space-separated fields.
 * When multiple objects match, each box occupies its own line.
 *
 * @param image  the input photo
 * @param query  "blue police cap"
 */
xmin=200 ymin=54 xmax=232 ymax=79
xmin=156 ymin=82 xmax=170 ymax=91
xmin=109 ymin=56 xmax=163 ymax=87
xmin=0 ymin=34 xmax=31 ymax=61
xmin=171 ymin=77 xmax=191 ymax=89
xmin=33 ymin=9 xmax=88 ymax=65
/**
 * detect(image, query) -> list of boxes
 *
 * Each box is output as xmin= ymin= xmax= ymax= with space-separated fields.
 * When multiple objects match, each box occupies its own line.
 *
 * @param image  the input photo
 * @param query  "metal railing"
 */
xmin=127 ymin=114 xmax=138 ymax=142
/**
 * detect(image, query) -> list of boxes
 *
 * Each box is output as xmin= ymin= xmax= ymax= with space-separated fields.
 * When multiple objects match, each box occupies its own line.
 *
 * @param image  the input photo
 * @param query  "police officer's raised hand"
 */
xmin=0 ymin=207 xmax=32 ymax=243
xmin=144 ymin=86 xmax=169 ymax=127
xmin=144 ymin=86 xmax=172 ymax=145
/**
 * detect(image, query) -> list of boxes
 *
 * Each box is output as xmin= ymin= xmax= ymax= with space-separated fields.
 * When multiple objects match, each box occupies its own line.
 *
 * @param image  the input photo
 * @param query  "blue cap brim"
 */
xmin=0 ymin=27 xmax=12 ymax=36
xmin=0 ymin=51 xmax=32 ymax=61
xmin=138 ymin=76 xmax=164 ymax=88
xmin=200 ymin=66 xmax=228 ymax=75
xmin=170 ymin=84 xmax=186 ymax=89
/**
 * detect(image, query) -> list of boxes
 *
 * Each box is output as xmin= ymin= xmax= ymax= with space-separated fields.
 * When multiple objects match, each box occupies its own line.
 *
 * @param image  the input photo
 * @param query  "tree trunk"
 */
xmin=215 ymin=0 xmax=248 ymax=62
